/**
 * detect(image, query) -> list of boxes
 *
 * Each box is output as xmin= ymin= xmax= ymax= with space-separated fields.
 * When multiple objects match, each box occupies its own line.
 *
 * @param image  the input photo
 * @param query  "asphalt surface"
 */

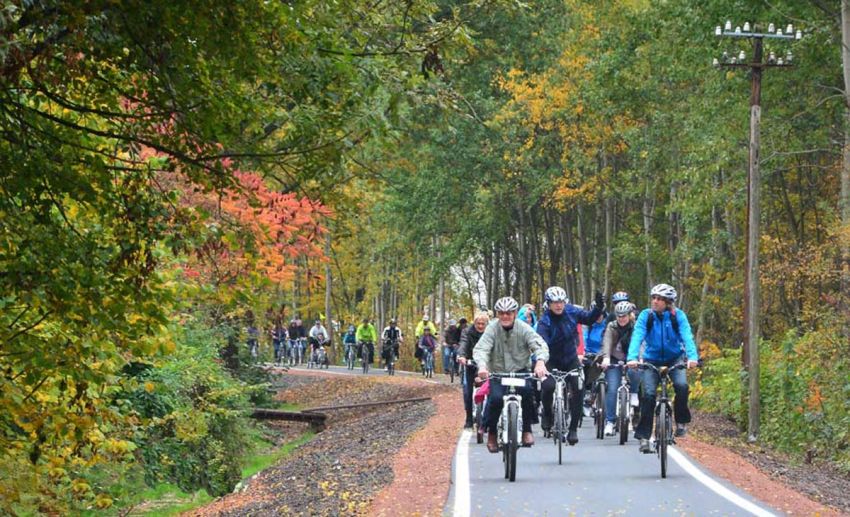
xmin=448 ymin=417 xmax=782 ymax=516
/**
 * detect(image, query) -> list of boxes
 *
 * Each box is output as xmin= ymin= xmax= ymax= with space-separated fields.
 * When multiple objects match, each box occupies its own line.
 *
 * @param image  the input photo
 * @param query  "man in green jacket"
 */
xmin=356 ymin=317 xmax=378 ymax=365
xmin=474 ymin=297 xmax=549 ymax=451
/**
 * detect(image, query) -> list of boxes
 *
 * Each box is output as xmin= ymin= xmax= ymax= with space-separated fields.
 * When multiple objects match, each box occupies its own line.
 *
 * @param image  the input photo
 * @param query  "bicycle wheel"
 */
xmin=450 ymin=361 xmax=455 ymax=383
xmin=618 ymin=388 xmax=629 ymax=445
xmin=596 ymin=382 xmax=606 ymax=440
xmin=507 ymin=402 xmax=518 ymax=482
xmin=658 ymin=406 xmax=668 ymax=478
xmin=362 ymin=347 xmax=369 ymax=374
xmin=554 ymin=396 xmax=565 ymax=465
xmin=474 ymin=402 xmax=484 ymax=444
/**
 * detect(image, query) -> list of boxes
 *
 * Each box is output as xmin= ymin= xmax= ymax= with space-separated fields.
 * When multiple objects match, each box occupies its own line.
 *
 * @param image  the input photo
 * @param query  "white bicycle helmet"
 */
xmin=614 ymin=301 xmax=634 ymax=316
xmin=611 ymin=291 xmax=630 ymax=303
xmin=650 ymin=283 xmax=677 ymax=302
xmin=544 ymin=286 xmax=568 ymax=303
xmin=494 ymin=296 xmax=519 ymax=312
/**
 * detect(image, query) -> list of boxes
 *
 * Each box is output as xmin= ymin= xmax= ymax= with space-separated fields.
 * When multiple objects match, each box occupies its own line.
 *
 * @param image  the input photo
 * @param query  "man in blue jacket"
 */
xmin=537 ymin=286 xmax=604 ymax=445
xmin=627 ymin=283 xmax=699 ymax=453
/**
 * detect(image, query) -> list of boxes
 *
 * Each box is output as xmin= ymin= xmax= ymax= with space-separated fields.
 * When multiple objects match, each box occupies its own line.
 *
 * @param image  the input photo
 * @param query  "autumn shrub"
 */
xmin=124 ymin=321 xmax=258 ymax=497
xmin=693 ymin=323 xmax=850 ymax=473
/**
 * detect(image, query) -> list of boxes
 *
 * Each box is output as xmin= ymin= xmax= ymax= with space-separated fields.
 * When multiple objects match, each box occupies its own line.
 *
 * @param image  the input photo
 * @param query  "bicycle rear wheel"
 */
xmin=362 ymin=347 xmax=369 ymax=374
xmin=450 ymin=361 xmax=455 ymax=383
xmin=554 ymin=397 xmax=565 ymax=465
xmin=596 ymin=382 xmax=606 ymax=440
xmin=507 ymin=402 xmax=518 ymax=482
xmin=618 ymin=388 xmax=629 ymax=445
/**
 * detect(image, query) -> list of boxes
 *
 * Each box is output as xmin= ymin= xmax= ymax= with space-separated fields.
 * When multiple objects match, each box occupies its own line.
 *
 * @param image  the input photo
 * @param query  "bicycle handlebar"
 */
xmin=637 ymin=363 xmax=687 ymax=376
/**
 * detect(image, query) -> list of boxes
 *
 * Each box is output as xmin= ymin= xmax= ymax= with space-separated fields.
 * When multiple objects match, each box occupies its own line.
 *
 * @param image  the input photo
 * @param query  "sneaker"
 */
xmin=639 ymin=438 xmax=652 ymax=453
xmin=567 ymin=430 xmax=578 ymax=445
xmin=675 ymin=424 xmax=687 ymax=437
xmin=630 ymin=393 xmax=639 ymax=407
xmin=604 ymin=421 xmax=615 ymax=436
xmin=582 ymin=405 xmax=592 ymax=418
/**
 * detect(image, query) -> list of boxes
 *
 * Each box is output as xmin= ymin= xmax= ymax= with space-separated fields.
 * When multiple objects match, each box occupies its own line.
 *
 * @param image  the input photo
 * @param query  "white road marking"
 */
xmin=668 ymin=447 xmax=777 ymax=517
xmin=452 ymin=430 xmax=472 ymax=517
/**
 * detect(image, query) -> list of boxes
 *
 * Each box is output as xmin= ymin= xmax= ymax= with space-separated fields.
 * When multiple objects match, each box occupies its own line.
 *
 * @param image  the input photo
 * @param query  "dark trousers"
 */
xmin=484 ymin=377 xmax=537 ymax=433
xmin=462 ymin=364 xmax=477 ymax=422
xmin=635 ymin=359 xmax=691 ymax=439
xmin=541 ymin=357 xmax=583 ymax=432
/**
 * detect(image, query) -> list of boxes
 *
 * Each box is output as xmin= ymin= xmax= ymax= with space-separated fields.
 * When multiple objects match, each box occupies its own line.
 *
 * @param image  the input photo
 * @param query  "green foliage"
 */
xmin=694 ymin=322 xmax=850 ymax=472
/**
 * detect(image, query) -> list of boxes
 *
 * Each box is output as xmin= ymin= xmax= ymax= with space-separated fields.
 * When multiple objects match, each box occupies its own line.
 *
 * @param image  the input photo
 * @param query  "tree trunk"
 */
xmin=531 ymin=207 xmax=546 ymax=301
xmin=544 ymin=207 xmax=560 ymax=287
xmin=604 ymin=196 xmax=613 ymax=297
xmin=324 ymin=232 xmax=334 ymax=360
xmin=576 ymin=206 xmax=591 ymax=305
xmin=841 ymin=0 xmax=850 ymax=336
xmin=643 ymin=177 xmax=655 ymax=295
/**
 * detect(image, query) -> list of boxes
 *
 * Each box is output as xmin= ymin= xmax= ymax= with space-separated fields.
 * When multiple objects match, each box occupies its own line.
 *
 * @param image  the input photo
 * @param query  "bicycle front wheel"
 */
xmin=618 ymin=388 xmax=629 ymax=445
xmin=658 ymin=406 xmax=669 ymax=478
xmin=554 ymin=396 xmax=565 ymax=465
xmin=596 ymin=383 xmax=606 ymax=440
xmin=507 ymin=402 xmax=518 ymax=482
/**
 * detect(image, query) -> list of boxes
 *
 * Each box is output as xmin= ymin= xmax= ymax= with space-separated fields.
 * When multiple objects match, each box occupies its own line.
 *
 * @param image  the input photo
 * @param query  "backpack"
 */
xmin=646 ymin=309 xmax=680 ymax=339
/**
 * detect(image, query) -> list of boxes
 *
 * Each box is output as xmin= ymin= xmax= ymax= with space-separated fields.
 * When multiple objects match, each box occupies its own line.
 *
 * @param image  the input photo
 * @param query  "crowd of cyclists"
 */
xmin=253 ymin=281 xmax=699 ymax=455
xmin=456 ymin=283 xmax=700 ymax=455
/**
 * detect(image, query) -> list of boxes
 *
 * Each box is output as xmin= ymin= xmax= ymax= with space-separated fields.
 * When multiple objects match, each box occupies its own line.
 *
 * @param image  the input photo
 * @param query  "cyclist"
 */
xmin=308 ymin=319 xmax=329 ymax=362
xmin=627 ymin=283 xmax=699 ymax=453
xmin=271 ymin=318 xmax=287 ymax=365
xmin=537 ymin=287 xmax=604 ymax=445
xmin=582 ymin=308 xmax=608 ymax=415
xmin=381 ymin=318 xmax=403 ymax=367
xmin=418 ymin=326 xmax=438 ymax=374
xmin=287 ymin=316 xmax=307 ymax=361
xmin=458 ymin=311 xmax=490 ymax=428
xmin=246 ymin=311 xmax=259 ymax=359
xmin=443 ymin=319 xmax=461 ymax=375
xmin=343 ymin=325 xmax=357 ymax=364
xmin=356 ymin=317 xmax=378 ymax=366
xmin=606 ymin=291 xmax=632 ymax=323
xmin=473 ymin=296 xmax=549 ymax=452
xmin=600 ymin=300 xmax=639 ymax=436
xmin=517 ymin=303 xmax=538 ymax=330
xmin=414 ymin=315 xmax=437 ymax=367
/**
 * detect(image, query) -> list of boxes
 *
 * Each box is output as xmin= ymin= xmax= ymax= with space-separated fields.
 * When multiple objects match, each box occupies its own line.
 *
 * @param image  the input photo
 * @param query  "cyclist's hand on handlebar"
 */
xmin=533 ymin=359 xmax=548 ymax=379
xmin=458 ymin=356 xmax=467 ymax=366
xmin=601 ymin=357 xmax=610 ymax=370
xmin=477 ymin=367 xmax=489 ymax=380
xmin=627 ymin=360 xmax=640 ymax=369
xmin=687 ymin=360 xmax=699 ymax=369
xmin=577 ymin=354 xmax=585 ymax=364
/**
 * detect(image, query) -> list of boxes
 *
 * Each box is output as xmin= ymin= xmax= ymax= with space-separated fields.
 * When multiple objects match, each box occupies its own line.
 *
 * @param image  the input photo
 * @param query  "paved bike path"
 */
xmin=448 ymin=422 xmax=781 ymax=516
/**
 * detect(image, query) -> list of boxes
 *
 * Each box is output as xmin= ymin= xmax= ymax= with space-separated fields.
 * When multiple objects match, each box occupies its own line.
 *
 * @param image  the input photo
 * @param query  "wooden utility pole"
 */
xmin=714 ymin=21 xmax=799 ymax=442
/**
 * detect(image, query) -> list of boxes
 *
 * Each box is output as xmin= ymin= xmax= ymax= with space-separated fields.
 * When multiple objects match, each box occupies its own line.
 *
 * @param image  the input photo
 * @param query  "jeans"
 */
xmin=443 ymin=346 xmax=457 ymax=372
xmin=634 ymin=359 xmax=691 ymax=439
xmin=484 ymin=377 xmax=537 ymax=433
xmin=604 ymin=366 xmax=641 ymax=423
xmin=273 ymin=340 xmax=283 ymax=362
xmin=541 ymin=357 xmax=583 ymax=432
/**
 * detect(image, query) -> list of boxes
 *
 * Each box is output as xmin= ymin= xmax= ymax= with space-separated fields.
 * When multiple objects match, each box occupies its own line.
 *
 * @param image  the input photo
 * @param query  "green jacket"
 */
xmin=356 ymin=323 xmax=377 ymax=343
xmin=414 ymin=320 xmax=438 ymax=338
xmin=472 ymin=319 xmax=549 ymax=373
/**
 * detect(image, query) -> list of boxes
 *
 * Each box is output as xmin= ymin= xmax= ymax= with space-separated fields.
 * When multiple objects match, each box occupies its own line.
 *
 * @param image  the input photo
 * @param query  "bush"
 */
xmin=693 ymin=327 xmax=850 ymax=472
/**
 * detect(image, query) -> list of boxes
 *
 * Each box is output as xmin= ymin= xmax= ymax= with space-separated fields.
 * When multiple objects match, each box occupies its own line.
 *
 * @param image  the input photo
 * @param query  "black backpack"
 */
xmin=646 ymin=309 xmax=680 ymax=339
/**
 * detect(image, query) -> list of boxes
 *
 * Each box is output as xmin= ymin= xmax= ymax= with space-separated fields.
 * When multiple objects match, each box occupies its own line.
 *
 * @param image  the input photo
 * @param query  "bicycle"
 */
xmin=447 ymin=347 xmax=459 ymax=383
xmin=546 ymin=367 xmax=583 ymax=465
xmin=422 ymin=347 xmax=435 ymax=378
xmin=491 ymin=373 xmax=536 ymax=482
xmin=360 ymin=341 xmax=372 ymax=374
xmin=345 ymin=343 xmax=356 ymax=370
xmin=382 ymin=340 xmax=397 ymax=376
xmin=639 ymin=363 xmax=686 ymax=479
xmin=466 ymin=361 xmax=486 ymax=444
xmin=612 ymin=362 xmax=638 ymax=445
